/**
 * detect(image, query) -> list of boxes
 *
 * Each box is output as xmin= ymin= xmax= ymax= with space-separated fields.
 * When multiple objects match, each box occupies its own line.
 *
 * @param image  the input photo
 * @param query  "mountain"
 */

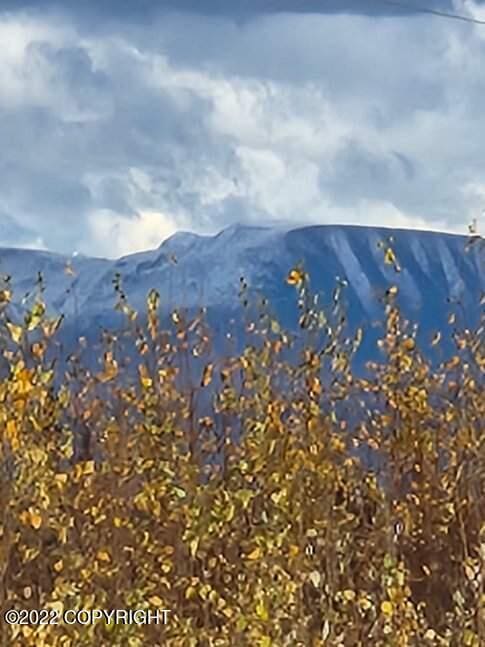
xmin=0 ymin=223 xmax=483 ymax=371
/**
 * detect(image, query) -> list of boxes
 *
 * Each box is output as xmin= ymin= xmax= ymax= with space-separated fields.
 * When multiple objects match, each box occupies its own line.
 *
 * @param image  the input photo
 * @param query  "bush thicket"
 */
xmin=0 ymin=247 xmax=484 ymax=646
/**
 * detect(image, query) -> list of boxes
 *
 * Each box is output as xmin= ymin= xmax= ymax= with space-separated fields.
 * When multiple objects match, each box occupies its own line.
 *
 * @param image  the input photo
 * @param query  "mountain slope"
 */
xmin=0 ymin=224 xmax=483 ymax=363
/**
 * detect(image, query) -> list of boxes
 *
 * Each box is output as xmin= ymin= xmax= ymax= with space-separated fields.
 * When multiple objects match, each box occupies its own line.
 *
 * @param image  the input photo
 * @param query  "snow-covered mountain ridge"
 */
xmin=0 ymin=223 xmax=483 ymax=357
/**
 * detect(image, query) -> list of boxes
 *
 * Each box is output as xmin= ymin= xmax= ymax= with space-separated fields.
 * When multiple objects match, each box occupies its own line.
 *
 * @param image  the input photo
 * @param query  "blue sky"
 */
xmin=1 ymin=0 xmax=485 ymax=257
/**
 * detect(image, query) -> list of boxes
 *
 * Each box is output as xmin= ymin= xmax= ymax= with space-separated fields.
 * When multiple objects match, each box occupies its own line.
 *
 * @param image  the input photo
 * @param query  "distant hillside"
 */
xmin=0 ymin=224 xmax=483 ymax=372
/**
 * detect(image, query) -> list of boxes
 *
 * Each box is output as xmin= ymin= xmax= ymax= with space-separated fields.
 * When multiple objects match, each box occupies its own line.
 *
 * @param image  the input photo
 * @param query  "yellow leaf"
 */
xmin=6 ymin=322 xmax=23 ymax=344
xmin=99 ymin=363 xmax=118 ymax=382
xmin=387 ymin=285 xmax=399 ymax=296
xmin=343 ymin=589 xmax=356 ymax=601
xmin=225 ymin=503 xmax=235 ymax=522
xmin=55 ymin=473 xmax=68 ymax=486
xmin=189 ymin=538 xmax=199 ymax=558
xmin=173 ymin=486 xmax=186 ymax=499
xmin=138 ymin=364 xmax=153 ymax=389
xmin=148 ymin=595 xmax=163 ymax=606
xmin=384 ymin=247 xmax=396 ymax=265
xmin=201 ymin=363 xmax=213 ymax=387
xmin=26 ymin=301 xmax=46 ymax=331
xmin=463 ymin=629 xmax=478 ymax=646
xmin=16 ymin=368 xmax=33 ymax=395
xmin=380 ymin=600 xmax=393 ymax=616
xmin=237 ymin=489 xmax=254 ymax=509
xmin=199 ymin=584 xmax=211 ymax=600
xmin=30 ymin=512 xmax=42 ymax=530
xmin=247 ymin=547 xmax=262 ymax=561
xmin=30 ymin=342 xmax=45 ymax=359
xmin=47 ymin=601 xmax=64 ymax=616
xmin=256 ymin=599 xmax=269 ymax=621
xmin=464 ymin=560 xmax=478 ymax=581
xmin=53 ymin=560 xmax=63 ymax=573
xmin=359 ymin=596 xmax=372 ymax=611
xmin=310 ymin=376 xmax=321 ymax=396
xmin=185 ymin=586 xmax=197 ymax=599
xmin=83 ymin=460 xmax=95 ymax=475
xmin=446 ymin=355 xmax=460 ymax=370
xmin=5 ymin=419 xmax=19 ymax=450
xmin=445 ymin=409 xmax=454 ymax=423
xmin=270 ymin=490 xmax=286 ymax=505
xmin=0 ymin=289 xmax=12 ymax=304
xmin=142 ymin=376 xmax=152 ymax=389
xmin=286 ymin=268 xmax=304 ymax=286
xmin=270 ymin=319 xmax=281 ymax=334
xmin=42 ymin=315 xmax=64 ymax=339
xmin=97 ymin=550 xmax=111 ymax=562
xmin=236 ymin=616 xmax=248 ymax=632
xmin=289 ymin=544 xmax=299 ymax=558
xmin=402 ymin=338 xmax=415 ymax=351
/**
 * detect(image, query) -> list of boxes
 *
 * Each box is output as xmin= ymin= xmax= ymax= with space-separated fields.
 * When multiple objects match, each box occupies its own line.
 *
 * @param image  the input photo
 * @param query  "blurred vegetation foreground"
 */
xmin=0 ymin=260 xmax=484 ymax=647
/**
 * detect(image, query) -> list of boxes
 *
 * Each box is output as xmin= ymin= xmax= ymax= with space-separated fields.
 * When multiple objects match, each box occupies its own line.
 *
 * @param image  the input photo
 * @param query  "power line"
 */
xmin=374 ymin=0 xmax=485 ymax=25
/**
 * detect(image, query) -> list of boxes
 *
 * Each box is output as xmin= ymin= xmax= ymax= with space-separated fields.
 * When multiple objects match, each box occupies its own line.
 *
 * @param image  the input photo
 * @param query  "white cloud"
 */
xmin=87 ymin=208 xmax=181 ymax=258
xmin=1 ymin=6 xmax=485 ymax=255
xmin=0 ymin=235 xmax=47 ymax=251
xmin=461 ymin=1 xmax=485 ymax=22
xmin=0 ymin=15 xmax=67 ymax=107
xmin=315 ymin=199 xmax=464 ymax=236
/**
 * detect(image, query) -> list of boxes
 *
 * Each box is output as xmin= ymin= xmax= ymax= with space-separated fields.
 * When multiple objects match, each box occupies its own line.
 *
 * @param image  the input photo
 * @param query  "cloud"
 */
xmin=86 ymin=208 xmax=181 ymax=258
xmin=1 ymin=4 xmax=485 ymax=258
xmin=1 ymin=1 xmax=460 ymax=22
xmin=0 ymin=212 xmax=47 ymax=249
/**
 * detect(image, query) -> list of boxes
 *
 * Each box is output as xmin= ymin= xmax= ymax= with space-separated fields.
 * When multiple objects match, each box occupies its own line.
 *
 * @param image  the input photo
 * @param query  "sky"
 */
xmin=1 ymin=0 xmax=485 ymax=258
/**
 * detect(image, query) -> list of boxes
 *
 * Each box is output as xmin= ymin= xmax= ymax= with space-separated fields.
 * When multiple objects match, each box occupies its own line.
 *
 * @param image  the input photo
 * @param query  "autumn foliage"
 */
xmin=0 ymin=248 xmax=484 ymax=646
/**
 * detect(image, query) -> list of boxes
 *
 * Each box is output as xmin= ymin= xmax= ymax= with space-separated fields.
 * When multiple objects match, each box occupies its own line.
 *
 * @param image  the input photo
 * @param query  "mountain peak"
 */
xmin=1 ymin=224 xmax=482 ymax=353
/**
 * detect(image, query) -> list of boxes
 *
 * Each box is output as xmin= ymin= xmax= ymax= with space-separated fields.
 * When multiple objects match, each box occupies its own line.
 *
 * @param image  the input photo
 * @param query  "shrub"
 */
xmin=0 ymin=255 xmax=484 ymax=646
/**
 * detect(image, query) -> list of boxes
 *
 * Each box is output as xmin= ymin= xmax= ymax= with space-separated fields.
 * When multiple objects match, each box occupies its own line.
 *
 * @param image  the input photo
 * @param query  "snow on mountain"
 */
xmin=0 ymin=224 xmax=483 ymax=359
